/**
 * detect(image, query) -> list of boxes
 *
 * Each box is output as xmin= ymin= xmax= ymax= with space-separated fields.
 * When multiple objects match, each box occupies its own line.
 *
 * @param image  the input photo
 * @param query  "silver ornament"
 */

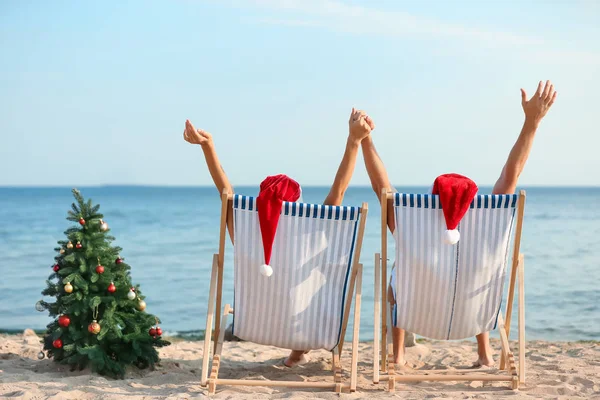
xmin=35 ymin=300 xmax=45 ymax=312
xmin=99 ymin=219 xmax=109 ymax=231
xmin=38 ymin=351 xmax=45 ymax=360
xmin=127 ymin=290 xmax=136 ymax=300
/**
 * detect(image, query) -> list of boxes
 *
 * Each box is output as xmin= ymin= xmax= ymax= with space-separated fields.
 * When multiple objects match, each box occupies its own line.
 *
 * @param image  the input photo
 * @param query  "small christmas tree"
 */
xmin=36 ymin=189 xmax=170 ymax=378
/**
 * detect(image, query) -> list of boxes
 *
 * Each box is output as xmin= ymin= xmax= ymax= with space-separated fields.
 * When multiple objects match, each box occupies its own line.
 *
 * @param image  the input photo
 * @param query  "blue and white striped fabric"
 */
xmin=393 ymin=193 xmax=518 ymax=340
xmin=232 ymin=194 xmax=362 ymax=351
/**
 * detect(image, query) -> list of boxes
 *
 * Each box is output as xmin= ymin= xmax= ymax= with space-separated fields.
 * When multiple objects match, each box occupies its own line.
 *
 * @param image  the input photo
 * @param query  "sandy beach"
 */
xmin=1 ymin=330 xmax=598 ymax=399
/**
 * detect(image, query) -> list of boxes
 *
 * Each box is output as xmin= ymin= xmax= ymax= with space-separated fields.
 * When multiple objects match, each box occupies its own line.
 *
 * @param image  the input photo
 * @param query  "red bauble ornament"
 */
xmin=79 ymin=218 xmax=86 ymax=226
xmin=96 ymin=264 xmax=104 ymax=274
xmin=75 ymin=241 xmax=82 ymax=249
xmin=58 ymin=315 xmax=70 ymax=327
xmin=53 ymin=339 xmax=63 ymax=348
xmin=149 ymin=327 xmax=157 ymax=336
xmin=115 ymin=257 xmax=123 ymax=264
xmin=107 ymin=282 xmax=116 ymax=293
xmin=156 ymin=327 xmax=163 ymax=336
xmin=53 ymin=264 xmax=60 ymax=272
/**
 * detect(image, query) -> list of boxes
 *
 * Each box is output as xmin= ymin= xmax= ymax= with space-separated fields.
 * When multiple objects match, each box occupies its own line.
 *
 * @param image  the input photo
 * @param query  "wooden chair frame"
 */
xmin=373 ymin=189 xmax=527 ymax=391
xmin=201 ymin=190 xmax=368 ymax=394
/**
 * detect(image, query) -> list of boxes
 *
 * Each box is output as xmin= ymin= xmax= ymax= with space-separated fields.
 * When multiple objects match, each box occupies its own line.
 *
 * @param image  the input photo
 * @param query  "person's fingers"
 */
xmin=186 ymin=119 xmax=196 ymax=132
xmin=365 ymin=115 xmax=375 ymax=130
xmin=534 ymin=81 xmax=543 ymax=98
xmin=355 ymin=109 xmax=366 ymax=122
xmin=520 ymin=88 xmax=527 ymax=105
xmin=359 ymin=116 xmax=370 ymax=130
xmin=547 ymin=91 xmax=557 ymax=107
xmin=197 ymin=129 xmax=209 ymax=139
xmin=545 ymin=84 xmax=554 ymax=102
xmin=350 ymin=107 xmax=356 ymax=123
xmin=186 ymin=119 xmax=197 ymax=134
xmin=542 ymin=80 xmax=551 ymax=99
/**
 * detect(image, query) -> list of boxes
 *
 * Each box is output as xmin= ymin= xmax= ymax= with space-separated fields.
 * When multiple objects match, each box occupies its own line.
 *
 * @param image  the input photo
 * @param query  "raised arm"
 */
xmin=184 ymin=120 xmax=234 ymax=243
xmin=492 ymin=81 xmax=557 ymax=195
xmin=360 ymin=128 xmax=396 ymax=233
xmin=323 ymin=108 xmax=373 ymax=206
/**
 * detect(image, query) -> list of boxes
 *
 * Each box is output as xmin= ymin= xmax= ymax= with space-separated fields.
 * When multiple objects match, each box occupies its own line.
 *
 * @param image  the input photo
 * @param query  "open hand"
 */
xmin=348 ymin=108 xmax=375 ymax=143
xmin=521 ymin=81 xmax=557 ymax=124
xmin=183 ymin=120 xmax=213 ymax=147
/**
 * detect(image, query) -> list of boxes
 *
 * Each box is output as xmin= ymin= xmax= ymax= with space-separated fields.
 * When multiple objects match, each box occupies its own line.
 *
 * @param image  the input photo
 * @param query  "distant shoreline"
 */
xmin=2 ymin=329 xmax=597 ymax=344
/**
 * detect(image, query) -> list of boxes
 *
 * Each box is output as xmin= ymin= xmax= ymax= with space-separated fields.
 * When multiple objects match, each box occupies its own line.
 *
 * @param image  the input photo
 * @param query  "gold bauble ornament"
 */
xmin=136 ymin=300 xmax=146 ymax=311
xmin=66 ymin=241 xmax=73 ymax=249
xmin=59 ymin=249 xmax=65 ymax=254
xmin=88 ymin=320 xmax=101 ymax=334
xmin=64 ymin=282 xmax=73 ymax=293
xmin=99 ymin=219 xmax=109 ymax=231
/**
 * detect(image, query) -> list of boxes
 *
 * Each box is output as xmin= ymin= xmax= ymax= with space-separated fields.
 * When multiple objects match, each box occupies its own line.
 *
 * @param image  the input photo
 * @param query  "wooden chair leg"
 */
xmin=386 ymin=292 xmax=395 ymax=392
xmin=380 ymin=189 xmax=389 ymax=374
xmin=373 ymin=253 xmax=381 ymax=384
xmin=332 ymin=349 xmax=342 ymax=393
xmin=338 ymin=266 xmax=358 ymax=355
xmin=388 ymin=353 xmax=396 ymax=392
xmin=503 ymin=191 xmax=526 ymax=369
xmin=201 ymin=255 xmax=219 ymax=387
xmin=349 ymin=264 xmax=362 ymax=392
xmin=508 ymin=354 xmax=519 ymax=389
xmin=518 ymin=253 xmax=526 ymax=384
xmin=213 ymin=190 xmax=230 ymax=355
xmin=497 ymin=314 xmax=512 ymax=376
xmin=207 ymin=304 xmax=230 ymax=395
xmin=213 ymin=263 xmax=224 ymax=354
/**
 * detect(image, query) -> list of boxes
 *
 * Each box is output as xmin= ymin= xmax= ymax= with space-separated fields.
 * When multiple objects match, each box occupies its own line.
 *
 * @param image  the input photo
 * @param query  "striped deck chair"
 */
xmin=373 ymin=189 xmax=526 ymax=391
xmin=201 ymin=190 xmax=368 ymax=394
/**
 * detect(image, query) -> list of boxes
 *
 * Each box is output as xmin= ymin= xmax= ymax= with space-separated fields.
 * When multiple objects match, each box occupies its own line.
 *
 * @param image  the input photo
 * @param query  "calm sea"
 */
xmin=1 ymin=186 xmax=598 ymax=341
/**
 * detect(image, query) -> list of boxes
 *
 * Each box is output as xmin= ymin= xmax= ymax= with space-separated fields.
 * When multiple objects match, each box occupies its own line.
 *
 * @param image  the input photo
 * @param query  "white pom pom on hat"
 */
xmin=443 ymin=229 xmax=461 ymax=245
xmin=260 ymin=264 xmax=273 ymax=277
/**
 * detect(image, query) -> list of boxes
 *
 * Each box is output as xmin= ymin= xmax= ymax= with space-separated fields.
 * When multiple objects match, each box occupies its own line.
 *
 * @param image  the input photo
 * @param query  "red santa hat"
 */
xmin=257 ymin=174 xmax=302 ymax=277
xmin=431 ymin=173 xmax=478 ymax=245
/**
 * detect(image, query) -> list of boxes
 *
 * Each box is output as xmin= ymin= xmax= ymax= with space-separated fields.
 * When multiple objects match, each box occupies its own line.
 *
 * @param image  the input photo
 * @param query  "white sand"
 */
xmin=1 ymin=330 xmax=598 ymax=399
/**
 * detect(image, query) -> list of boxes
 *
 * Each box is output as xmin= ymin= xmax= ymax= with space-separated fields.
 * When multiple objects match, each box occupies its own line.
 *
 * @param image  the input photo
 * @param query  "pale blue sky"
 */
xmin=1 ymin=0 xmax=598 ymax=186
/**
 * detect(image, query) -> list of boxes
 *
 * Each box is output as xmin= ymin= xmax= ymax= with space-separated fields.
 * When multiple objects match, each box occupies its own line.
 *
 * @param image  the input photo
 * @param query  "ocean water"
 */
xmin=0 ymin=186 xmax=598 ymax=342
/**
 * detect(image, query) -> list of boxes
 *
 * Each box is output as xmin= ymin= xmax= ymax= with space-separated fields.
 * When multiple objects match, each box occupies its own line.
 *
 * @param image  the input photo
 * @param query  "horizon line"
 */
xmin=1 ymin=184 xmax=599 ymax=189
